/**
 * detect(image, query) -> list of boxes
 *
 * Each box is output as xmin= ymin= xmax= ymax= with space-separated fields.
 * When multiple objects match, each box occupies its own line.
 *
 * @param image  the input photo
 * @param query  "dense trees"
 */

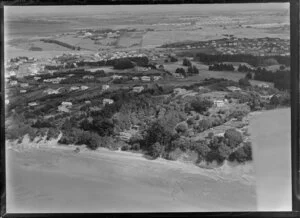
xmin=113 ymin=58 xmax=135 ymax=69
xmin=209 ymin=63 xmax=234 ymax=71
xmin=196 ymin=53 xmax=290 ymax=67
xmin=183 ymin=58 xmax=192 ymax=67
xmin=190 ymin=98 xmax=214 ymax=114
xmin=224 ymin=128 xmax=243 ymax=148
xmin=238 ymin=78 xmax=251 ymax=87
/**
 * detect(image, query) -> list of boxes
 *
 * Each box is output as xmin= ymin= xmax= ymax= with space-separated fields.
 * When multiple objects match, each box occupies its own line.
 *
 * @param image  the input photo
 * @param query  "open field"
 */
xmin=6 ymin=140 xmax=256 ymax=213
xmin=249 ymin=108 xmax=291 ymax=211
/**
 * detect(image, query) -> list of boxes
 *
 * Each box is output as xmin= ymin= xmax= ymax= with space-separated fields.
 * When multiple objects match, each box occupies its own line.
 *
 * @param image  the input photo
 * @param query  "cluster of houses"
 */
xmin=43 ymin=77 xmax=66 ymax=84
xmin=165 ymin=37 xmax=290 ymax=57
xmin=111 ymin=74 xmax=162 ymax=82
xmin=95 ymin=50 xmax=147 ymax=61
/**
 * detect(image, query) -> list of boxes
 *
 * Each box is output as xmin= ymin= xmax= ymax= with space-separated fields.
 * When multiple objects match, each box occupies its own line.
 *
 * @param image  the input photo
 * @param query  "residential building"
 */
xmin=153 ymin=76 xmax=162 ymax=81
xmin=132 ymin=86 xmax=144 ymax=93
xmin=141 ymin=76 xmax=151 ymax=82
xmin=227 ymin=86 xmax=242 ymax=92
xmin=213 ymin=99 xmax=225 ymax=108
xmin=70 ymin=86 xmax=80 ymax=91
xmin=81 ymin=85 xmax=89 ymax=90
xmin=20 ymin=90 xmax=27 ymax=93
xmin=28 ymin=102 xmax=38 ymax=107
xmin=103 ymin=98 xmax=114 ymax=106
xmin=102 ymin=84 xmax=110 ymax=90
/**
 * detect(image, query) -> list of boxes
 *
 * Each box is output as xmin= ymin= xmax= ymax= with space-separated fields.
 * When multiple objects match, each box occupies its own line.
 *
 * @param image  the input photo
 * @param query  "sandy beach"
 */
xmin=6 ymin=138 xmax=256 ymax=213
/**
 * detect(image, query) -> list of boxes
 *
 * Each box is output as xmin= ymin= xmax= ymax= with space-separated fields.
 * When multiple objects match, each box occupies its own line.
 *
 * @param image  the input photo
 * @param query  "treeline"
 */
xmin=196 ymin=53 xmax=290 ymax=67
xmin=237 ymin=64 xmax=290 ymax=90
xmin=208 ymin=63 xmax=235 ymax=71
xmin=41 ymin=39 xmax=80 ymax=50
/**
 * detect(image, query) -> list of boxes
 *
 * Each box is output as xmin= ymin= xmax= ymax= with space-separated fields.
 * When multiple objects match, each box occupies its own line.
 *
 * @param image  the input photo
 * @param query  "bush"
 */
xmin=197 ymin=119 xmax=213 ymax=132
xmin=239 ymin=78 xmax=251 ymax=87
xmin=206 ymin=150 xmax=225 ymax=164
xmin=183 ymin=58 xmax=192 ymax=67
xmin=175 ymin=122 xmax=188 ymax=134
xmin=148 ymin=142 xmax=163 ymax=159
xmin=224 ymin=128 xmax=243 ymax=148
xmin=229 ymin=142 xmax=252 ymax=163
xmin=191 ymin=98 xmax=214 ymax=114
xmin=32 ymin=119 xmax=54 ymax=128
xmin=113 ymin=58 xmax=135 ymax=69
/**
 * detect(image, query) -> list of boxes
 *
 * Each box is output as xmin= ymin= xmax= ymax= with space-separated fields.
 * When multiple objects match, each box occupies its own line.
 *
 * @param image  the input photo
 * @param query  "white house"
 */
xmin=153 ymin=76 xmax=162 ymax=81
xmin=132 ymin=86 xmax=144 ymax=93
xmin=257 ymin=83 xmax=270 ymax=88
xmin=227 ymin=86 xmax=242 ymax=92
xmin=85 ymin=100 xmax=91 ymax=104
xmin=20 ymin=90 xmax=27 ymax=93
xmin=141 ymin=76 xmax=151 ymax=82
xmin=102 ymin=84 xmax=110 ymax=91
xmin=28 ymin=102 xmax=38 ymax=107
xmin=70 ymin=86 xmax=80 ymax=91
xmin=103 ymin=98 xmax=114 ymax=106
xmin=81 ymin=85 xmax=89 ymax=90
xmin=62 ymin=102 xmax=73 ymax=107
xmin=112 ymin=75 xmax=123 ymax=80
xmin=214 ymin=99 xmax=225 ymax=108
xmin=10 ymin=80 xmax=18 ymax=86
xmin=20 ymin=83 xmax=29 ymax=88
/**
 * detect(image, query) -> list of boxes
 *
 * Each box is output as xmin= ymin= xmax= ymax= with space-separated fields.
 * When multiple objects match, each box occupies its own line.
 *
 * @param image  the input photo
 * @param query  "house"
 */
xmin=257 ymin=83 xmax=270 ymax=88
xmin=85 ymin=100 xmax=91 ymax=104
xmin=153 ymin=76 xmax=162 ymax=81
xmin=102 ymin=84 xmax=110 ymax=91
xmin=119 ymin=132 xmax=132 ymax=141
xmin=20 ymin=83 xmax=29 ymax=88
xmin=20 ymin=90 xmax=27 ymax=93
xmin=103 ymin=98 xmax=114 ymax=106
xmin=132 ymin=77 xmax=139 ymax=81
xmin=112 ymin=75 xmax=123 ymax=80
xmin=260 ymin=94 xmax=274 ymax=101
xmin=10 ymin=80 xmax=18 ymax=86
xmin=132 ymin=86 xmax=144 ymax=93
xmin=173 ymin=88 xmax=186 ymax=95
xmin=213 ymin=99 xmax=225 ymax=107
xmin=81 ymin=85 xmax=89 ymax=90
xmin=62 ymin=102 xmax=73 ymax=107
xmin=70 ymin=86 xmax=80 ymax=91
xmin=28 ymin=102 xmax=38 ymax=107
xmin=227 ymin=86 xmax=241 ymax=92
xmin=83 ymin=75 xmax=94 ymax=79
xmin=141 ymin=76 xmax=151 ymax=82
xmin=44 ymin=88 xmax=60 ymax=95
xmin=34 ymin=76 xmax=41 ymax=80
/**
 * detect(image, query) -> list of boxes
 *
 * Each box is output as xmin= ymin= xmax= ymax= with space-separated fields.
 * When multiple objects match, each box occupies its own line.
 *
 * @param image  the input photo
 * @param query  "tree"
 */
xmin=113 ymin=58 xmax=135 ymax=69
xmin=239 ymin=78 xmax=251 ymax=87
xmin=224 ymin=128 xmax=243 ymax=148
xmin=175 ymin=122 xmax=188 ymax=134
xmin=191 ymin=98 xmax=214 ymax=114
xmin=148 ymin=142 xmax=163 ymax=159
xmin=92 ymin=118 xmax=114 ymax=136
xmin=175 ymin=68 xmax=186 ymax=77
xmin=245 ymin=72 xmax=252 ymax=80
xmin=183 ymin=58 xmax=192 ymax=67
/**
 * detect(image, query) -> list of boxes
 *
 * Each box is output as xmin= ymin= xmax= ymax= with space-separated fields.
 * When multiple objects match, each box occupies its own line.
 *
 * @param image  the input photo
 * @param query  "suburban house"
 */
xmin=81 ymin=85 xmax=89 ymax=90
xmin=112 ymin=75 xmax=123 ymax=80
xmin=103 ymin=98 xmax=114 ymax=106
xmin=28 ymin=102 xmax=38 ymax=107
xmin=20 ymin=83 xmax=29 ymax=88
xmin=83 ymin=75 xmax=94 ymax=79
xmin=9 ymin=80 xmax=18 ymax=86
xmin=173 ymin=88 xmax=187 ymax=95
xmin=119 ymin=132 xmax=132 ymax=141
xmin=153 ymin=76 xmax=162 ymax=81
xmin=70 ymin=86 xmax=80 ymax=91
xmin=102 ymin=84 xmax=110 ymax=90
xmin=141 ymin=76 xmax=151 ymax=82
xmin=227 ymin=86 xmax=241 ymax=92
xmin=132 ymin=86 xmax=144 ymax=93
xmin=257 ymin=83 xmax=270 ymax=88
xmin=213 ymin=99 xmax=225 ymax=107
xmin=62 ymin=102 xmax=73 ymax=107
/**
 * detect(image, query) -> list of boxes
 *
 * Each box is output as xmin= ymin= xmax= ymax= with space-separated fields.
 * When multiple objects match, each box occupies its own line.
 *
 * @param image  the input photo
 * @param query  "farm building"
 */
xmin=103 ymin=98 xmax=114 ymax=105
xmin=132 ymin=86 xmax=144 ymax=93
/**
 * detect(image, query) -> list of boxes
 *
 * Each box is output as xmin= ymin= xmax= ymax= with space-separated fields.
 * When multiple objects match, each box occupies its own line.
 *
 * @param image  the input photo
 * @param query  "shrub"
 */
xmin=183 ymin=58 xmax=192 ymax=67
xmin=224 ymin=128 xmax=243 ymax=148
xmin=191 ymin=98 xmax=214 ymax=114
xmin=228 ymin=142 xmax=252 ymax=163
xmin=175 ymin=122 xmax=188 ymax=134
xmin=239 ymin=78 xmax=251 ymax=87
xmin=148 ymin=142 xmax=163 ymax=159
xmin=206 ymin=150 xmax=225 ymax=164
xmin=113 ymin=58 xmax=135 ymax=69
xmin=197 ymin=119 xmax=213 ymax=132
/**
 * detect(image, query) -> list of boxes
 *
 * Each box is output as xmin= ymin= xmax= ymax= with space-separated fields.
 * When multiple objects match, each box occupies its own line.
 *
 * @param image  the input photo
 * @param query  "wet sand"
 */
xmin=6 ymin=142 xmax=256 ymax=213
xmin=249 ymin=108 xmax=292 ymax=211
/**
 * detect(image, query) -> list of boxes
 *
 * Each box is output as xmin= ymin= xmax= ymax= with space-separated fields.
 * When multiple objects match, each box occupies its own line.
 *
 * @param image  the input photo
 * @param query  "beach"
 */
xmin=6 ymin=139 xmax=256 ymax=213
